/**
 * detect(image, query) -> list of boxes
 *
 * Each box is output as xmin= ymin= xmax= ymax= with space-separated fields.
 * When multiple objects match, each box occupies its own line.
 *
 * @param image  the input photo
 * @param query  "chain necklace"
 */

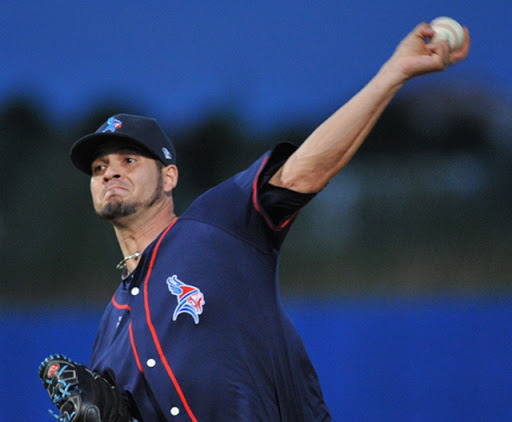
xmin=116 ymin=251 xmax=141 ymax=270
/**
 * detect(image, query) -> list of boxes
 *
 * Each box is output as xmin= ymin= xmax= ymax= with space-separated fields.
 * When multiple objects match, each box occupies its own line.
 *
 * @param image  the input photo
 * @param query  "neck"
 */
xmin=112 ymin=200 xmax=177 ymax=273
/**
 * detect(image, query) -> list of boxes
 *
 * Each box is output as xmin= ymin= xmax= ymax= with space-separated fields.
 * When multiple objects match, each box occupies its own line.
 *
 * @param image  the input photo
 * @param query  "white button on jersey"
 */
xmin=170 ymin=407 xmax=180 ymax=416
xmin=131 ymin=287 xmax=140 ymax=296
xmin=146 ymin=358 xmax=156 ymax=368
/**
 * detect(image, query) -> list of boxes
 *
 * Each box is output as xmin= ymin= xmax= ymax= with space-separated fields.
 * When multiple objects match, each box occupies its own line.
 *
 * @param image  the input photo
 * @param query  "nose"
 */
xmin=103 ymin=163 xmax=122 ymax=182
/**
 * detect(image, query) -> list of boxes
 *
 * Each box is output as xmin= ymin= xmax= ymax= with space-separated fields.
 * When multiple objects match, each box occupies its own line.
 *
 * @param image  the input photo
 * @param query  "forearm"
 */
xmin=269 ymin=21 xmax=470 ymax=194
xmin=270 ymin=60 xmax=405 ymax=193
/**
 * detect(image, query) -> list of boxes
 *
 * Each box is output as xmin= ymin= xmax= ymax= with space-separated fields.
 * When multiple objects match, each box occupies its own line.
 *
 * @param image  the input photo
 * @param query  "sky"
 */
xmin=1 ymin=1 xmax=511 ymax=130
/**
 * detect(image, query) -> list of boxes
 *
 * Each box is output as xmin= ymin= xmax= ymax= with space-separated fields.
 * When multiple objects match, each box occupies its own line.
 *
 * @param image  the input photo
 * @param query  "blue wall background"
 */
xmin=2 ymin=297 xmax=511 ymax=421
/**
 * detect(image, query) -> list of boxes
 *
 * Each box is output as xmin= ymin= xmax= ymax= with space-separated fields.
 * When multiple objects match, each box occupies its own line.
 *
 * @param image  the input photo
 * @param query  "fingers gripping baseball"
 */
xmin=391 ymin=21 xmax=470 ymax=80
xmin=39 ymin=354 xmax=133 ymax=422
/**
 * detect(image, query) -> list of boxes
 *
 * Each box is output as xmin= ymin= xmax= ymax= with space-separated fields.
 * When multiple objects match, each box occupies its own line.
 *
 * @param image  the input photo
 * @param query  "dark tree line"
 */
xmin=1 ymin=86 xmax=510 ymax=305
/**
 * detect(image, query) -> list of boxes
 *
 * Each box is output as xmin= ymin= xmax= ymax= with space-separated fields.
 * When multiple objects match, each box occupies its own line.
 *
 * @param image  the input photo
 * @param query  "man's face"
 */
xmin=89 ymin=148 xmax=164 ymax=222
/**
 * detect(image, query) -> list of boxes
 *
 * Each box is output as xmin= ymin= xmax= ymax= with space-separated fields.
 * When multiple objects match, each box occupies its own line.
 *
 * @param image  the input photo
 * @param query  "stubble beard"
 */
xmin=97 ymin=171 xmax=164 ymax=222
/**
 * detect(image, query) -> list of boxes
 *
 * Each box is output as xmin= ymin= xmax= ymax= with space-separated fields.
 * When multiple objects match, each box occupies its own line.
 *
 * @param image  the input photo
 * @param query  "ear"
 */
xmin=162 ymin=165 xmax=178 ymax=194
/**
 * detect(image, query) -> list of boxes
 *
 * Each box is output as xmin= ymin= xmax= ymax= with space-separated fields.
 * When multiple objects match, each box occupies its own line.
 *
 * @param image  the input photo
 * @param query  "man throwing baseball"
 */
xmin=39 ymin=22 xmax=469 ymax=421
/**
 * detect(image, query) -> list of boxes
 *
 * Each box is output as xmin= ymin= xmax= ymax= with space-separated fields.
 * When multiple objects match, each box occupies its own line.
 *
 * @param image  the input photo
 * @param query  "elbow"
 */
xmin=275 ymin=171 xmax=327 ymax=193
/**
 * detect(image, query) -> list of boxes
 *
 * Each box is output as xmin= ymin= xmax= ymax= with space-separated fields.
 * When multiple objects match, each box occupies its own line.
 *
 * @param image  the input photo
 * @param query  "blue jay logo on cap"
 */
xmin=162 ymin=147 xmax=173 ymax=160
xmin=102 ymin=117 xmax=123 ymax=133
xmin=167 ymin=275 xmax=205 ymax=324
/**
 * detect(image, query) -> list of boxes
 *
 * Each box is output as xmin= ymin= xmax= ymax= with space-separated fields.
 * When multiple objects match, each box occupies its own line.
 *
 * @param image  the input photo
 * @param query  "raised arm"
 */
xmin=269 ymin=22 xmax=471 ymax=193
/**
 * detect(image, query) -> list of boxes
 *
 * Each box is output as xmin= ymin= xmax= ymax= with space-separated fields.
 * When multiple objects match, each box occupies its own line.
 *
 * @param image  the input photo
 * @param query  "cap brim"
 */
xmin=70 ymin=132 xmax=155 ymax=175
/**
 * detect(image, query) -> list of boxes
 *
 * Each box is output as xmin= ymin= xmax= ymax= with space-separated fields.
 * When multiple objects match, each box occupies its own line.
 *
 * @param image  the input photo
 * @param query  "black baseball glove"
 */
xmin=39 ymin=354 xmax=134 ymax=422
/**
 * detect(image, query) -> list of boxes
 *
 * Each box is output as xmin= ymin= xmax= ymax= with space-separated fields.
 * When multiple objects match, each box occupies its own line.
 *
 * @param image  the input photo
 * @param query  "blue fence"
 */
xmin=1 ymin=297 xmax=511 ymax=421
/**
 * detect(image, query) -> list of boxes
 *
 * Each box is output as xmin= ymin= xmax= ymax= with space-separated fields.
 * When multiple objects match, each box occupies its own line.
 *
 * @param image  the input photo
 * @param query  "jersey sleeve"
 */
xmin=181 ymin=142 xmax=316 ymax=251
xmin=255 ymin=142 xmax=316 ymax=229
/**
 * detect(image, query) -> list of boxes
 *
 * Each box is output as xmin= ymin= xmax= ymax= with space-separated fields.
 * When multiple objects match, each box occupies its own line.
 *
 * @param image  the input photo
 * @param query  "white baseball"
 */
xmin=430 ymin=16 xmax=465 ymax=51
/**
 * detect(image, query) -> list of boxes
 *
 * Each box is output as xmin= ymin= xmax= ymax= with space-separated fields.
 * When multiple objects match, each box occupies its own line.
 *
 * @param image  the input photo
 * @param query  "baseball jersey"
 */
xmin=89 ymin=143 xmax=331 ymax=421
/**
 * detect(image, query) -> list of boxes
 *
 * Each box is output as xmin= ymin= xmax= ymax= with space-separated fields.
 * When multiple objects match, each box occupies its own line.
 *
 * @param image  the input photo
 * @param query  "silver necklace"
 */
xmin=116 ymin=251 xmax=141 ymax=270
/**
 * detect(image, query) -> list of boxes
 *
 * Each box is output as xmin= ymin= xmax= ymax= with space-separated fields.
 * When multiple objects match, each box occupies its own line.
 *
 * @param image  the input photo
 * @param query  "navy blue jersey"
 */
xmin=89 ymin=143 xmax=331 ymax=421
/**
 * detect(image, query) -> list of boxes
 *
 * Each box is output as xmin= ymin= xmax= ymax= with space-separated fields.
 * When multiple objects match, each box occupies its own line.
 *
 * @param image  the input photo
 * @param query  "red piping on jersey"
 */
xmin=252 ymin=155 xmax=298 ymax=231
xmin=112 ymin=293 xmax=131 ymax=311
xmin=142 ymin=218 xmax=199 ymax=422
xmin=111 ymin=294 xmax=141 ymax=372
xmin=129 ymin=322 xmax=144 ymax=373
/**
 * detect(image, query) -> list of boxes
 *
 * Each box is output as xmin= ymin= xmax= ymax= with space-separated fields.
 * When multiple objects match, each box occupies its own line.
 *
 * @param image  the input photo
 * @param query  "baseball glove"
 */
xmin=39 ymin=354 xmax=133 ymax=422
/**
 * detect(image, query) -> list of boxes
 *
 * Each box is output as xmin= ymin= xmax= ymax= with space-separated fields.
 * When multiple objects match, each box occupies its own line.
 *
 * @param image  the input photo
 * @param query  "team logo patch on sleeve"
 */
xmin=166 ymin=275 xmax=205 ymax=324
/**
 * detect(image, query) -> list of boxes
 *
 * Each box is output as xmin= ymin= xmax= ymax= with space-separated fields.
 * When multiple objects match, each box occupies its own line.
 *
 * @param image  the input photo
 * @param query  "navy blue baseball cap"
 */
xmin=70 ymin=113 xmax=177 ymax=175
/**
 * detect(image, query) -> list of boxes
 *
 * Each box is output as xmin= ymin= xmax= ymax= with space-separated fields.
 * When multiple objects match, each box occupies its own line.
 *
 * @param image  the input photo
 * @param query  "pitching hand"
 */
xmin=387 ymin=22 xmax=470 ymax=82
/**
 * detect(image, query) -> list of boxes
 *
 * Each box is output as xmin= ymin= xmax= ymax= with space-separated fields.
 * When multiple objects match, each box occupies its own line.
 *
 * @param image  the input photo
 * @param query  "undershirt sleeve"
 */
xmin=256 ymin=143 xmax=317 ymax=228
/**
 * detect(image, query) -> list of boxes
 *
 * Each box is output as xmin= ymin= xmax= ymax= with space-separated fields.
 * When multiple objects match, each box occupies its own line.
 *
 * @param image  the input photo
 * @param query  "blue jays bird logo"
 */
xmin=166 ymin=275 xmax=205 ymax=325
xmin=102 ymin=117 xmax=122 ymax=133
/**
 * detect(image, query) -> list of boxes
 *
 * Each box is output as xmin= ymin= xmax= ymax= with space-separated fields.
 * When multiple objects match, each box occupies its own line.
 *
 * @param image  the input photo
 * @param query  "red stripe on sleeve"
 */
xmin=252 ymin=155 xmax=298 ymax=231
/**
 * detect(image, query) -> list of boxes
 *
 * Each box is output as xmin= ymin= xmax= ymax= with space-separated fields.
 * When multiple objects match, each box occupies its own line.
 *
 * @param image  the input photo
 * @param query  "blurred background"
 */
xmin=1 ymin=1 xmax=511 ymax=420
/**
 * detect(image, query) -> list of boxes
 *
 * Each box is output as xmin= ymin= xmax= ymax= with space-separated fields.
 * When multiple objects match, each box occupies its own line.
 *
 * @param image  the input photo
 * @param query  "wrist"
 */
xmin=377 ymin=58 xmax=409 ymax=90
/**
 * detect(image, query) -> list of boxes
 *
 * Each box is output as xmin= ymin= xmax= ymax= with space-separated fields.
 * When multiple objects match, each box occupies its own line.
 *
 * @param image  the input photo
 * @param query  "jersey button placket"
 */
xmin=144 ymin=359 xmax=181 ymax=418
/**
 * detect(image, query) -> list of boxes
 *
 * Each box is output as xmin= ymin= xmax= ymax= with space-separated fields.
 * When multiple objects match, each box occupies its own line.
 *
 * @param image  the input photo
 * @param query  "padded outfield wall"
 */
xmin=1 ymin=297 xmax=511 ymax=421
